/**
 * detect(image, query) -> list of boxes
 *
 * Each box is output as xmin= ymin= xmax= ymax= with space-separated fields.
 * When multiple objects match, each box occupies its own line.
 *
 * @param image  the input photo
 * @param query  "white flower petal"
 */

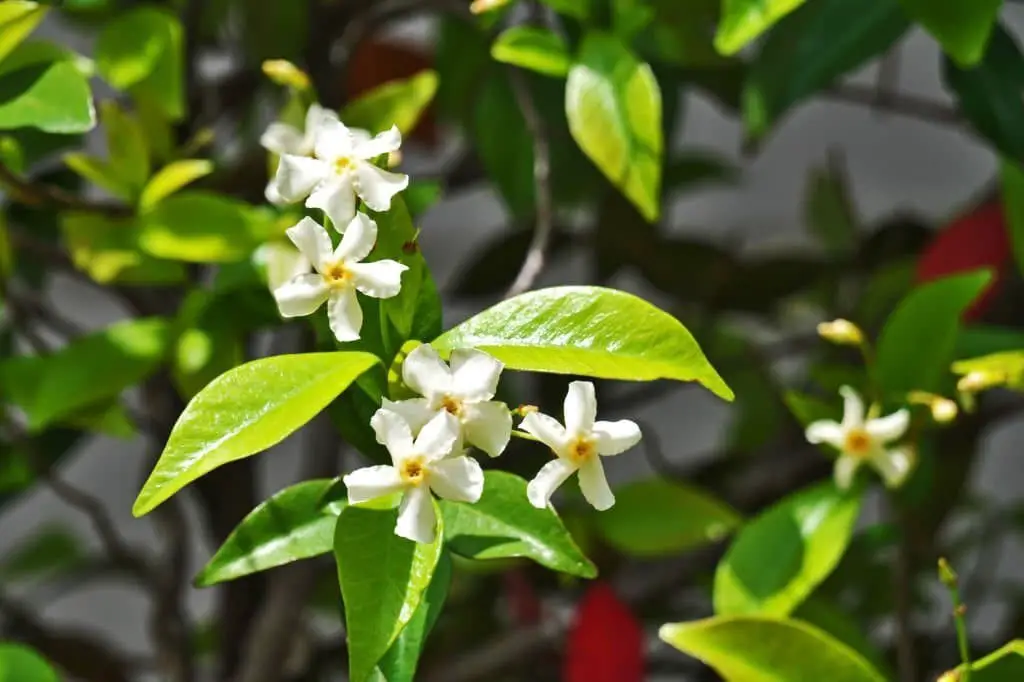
xmin=520 ymin=412 xmax=568 ymax=454
xmin=355 ymin=162 xmax=408 ymax=212
xmin=273 ymin=274 xmax=329 ymax=318
xmin=872 ymin=447 xmax=915 ymax=489
xmin=865 ymin=409 xmax=910 ymax=443
xmin=578 ymin=458 xmax=615 ymax=511
xmin=381 ymin=398 xmax=435 ymax=435
xmin=343 ymin=465 xmax=404 ymax=504
xmin=805 ymin=420 xmax=845 ymax=447
xmin=258 ymin=242 xmax=311 ymax=292
xmin=355 ymin=125 xmax=403 ymax=160
xmin=371 ymin=408 xmax=415 ymax=464
xmin=314 ymin=118 xmax=355 ymax=161
xmin=450 ymin=349 xmax=503 ymax=401
xmin=429 ymin=456 xmax=484 ymax=503
xmin=350 ymin=260 xmax=407 ymax=299
xmin=334 ymin=212 xmax=377 ymax=262
xmin=403 ymin=344 xmax=452 ymax=398
xmin=327 ymin=287 xmax=363 ymax=342
xmin=462 ymin=401 xmax=512 ymax=458
xmin=833 ymin=455 xmax=861 ymax=491
xmin=839 ymin=385 xmax=865 ymax=428
xmin=265 ymin=180 xmax=285 ymax=206
xmin=303 ymin=104 xmax=338 ymax=148
xmin=414 ymin=411 xmax=460 ymax=461
xmin=351 ymin=128 xmax=372 ymax=146
xmin=526 ymin=458 xmax=577 ymax=509
xmin=270 ymin=155 xmax=328 ymax=203
xmin=285 ymin=216 xmax=334 ymax=266
xmin=564 ymin=381 xmax=597 ymax=436
xmin=395 ymin=486 xmax=436 ymax=544
xmin=307 ymin=175 xmax=357 ymax=230
xmin=260 ymin=123 xmax=305 ymax=156
xmin=592 ymin=420 xmax=641 ymax=456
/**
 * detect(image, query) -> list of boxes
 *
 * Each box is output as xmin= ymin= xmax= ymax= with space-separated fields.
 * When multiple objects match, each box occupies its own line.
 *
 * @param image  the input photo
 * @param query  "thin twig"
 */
xmin=0 ymin=162 xmax=132 ymax=217
xmin=505 ymin=65 xmax=555 ymax=298
xmin=888 ymin=495 xmax=918 ymax=682
xmin=827 ymin=83 xmax=962 ymax=128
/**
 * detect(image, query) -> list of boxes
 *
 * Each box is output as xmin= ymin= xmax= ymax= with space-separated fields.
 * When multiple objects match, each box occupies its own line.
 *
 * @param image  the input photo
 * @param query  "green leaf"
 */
xmin=794 ymin=597 xmax=891 ymax=677
xmin=784 ymin=390 xmax=837 ymax=428
xmin=0 ymin=524 xmax=85 ymax=580
xmin=594 ymin=478 xmax=741 ymax=557
xmin=133 ymin=351 xmax=379 ymax=517
xmin=897 ymin=0 xmax=1000 ymax=66
xmin=804 ymin=154 xmax=861 ymax=254
xmin=432 ymin=286 xmax=733 ymax=400
xmin=63 ymin=152 xmax=132 ymax=200
xmin=0 ymin=61 xmax=95 ymax=133
xmin=139 ymin=159 xmax=214 ymax=211
xmin=659 ymin=614 xmax=885 ymax=682
xmin=567 ymin=32 xmax=662 ymax=221
xmin=0 ymin=2 xmax=48 ymax=65
xmin=62 ymin=211 xmax=186 ymax=285
xmin=743 ymin=0 xmax=908 ymax=139
xmin=714 ymin=482 xmax=862 ymax=616
xmin=541 ymin=0 xmax=591 ymax=19
xmin=874 ymin=270 xmax=993 ymax=396
xmin=1001 ymin=158 xmax=1024 ymax=277
xmin=377 ymin=551 xmax=452 ymax=682
xmin=95 ymin=7 xmax=184 ymax=120
xmin=440 ymin=471 xmax=596 ymax=577
xmin=196 ymin=479 xmax=338 ymax=586
xmin=335 ymin=504 xmax=444 ymax=682
xmin=99 ymin=100 xmax=149 ymax=196
xmin=0 ymin=317 xmax=170 ymax=431
xmin=951 ymin=350 xmax=1024 ymax=390
xmin=0 ymin=643 xmax=58 ymax=682
xmin=492 ymin=26 xmax=571 ymax=78
xmin=138 ymin=191 xmax=263 ymax=263
xmin=342 ymin=70 xmax=438 ymax=135
xmin=955 ymin=640 xmax=1024 ymax=681
xmin=715 ymin=0 xmax=807 ymax=56
xmin=944 ymin=26 xmax=1024 ymax=162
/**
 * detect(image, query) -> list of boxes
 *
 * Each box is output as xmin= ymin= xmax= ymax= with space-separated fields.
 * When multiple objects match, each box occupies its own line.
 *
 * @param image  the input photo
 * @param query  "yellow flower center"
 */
xmin=566 ymin=436 xmax=596 ymax=465
xmin=843 ymin=428 xmax=873 ymax=458
xmin=440 ymin=395 xmax=463 ymax=417
xmin=400 ymin=456 xmax=427 ymax=486
xmin=322 ymin=261 xmax=352 ymax=288
xmin=334 ymin=156 xmax=353 ymax=174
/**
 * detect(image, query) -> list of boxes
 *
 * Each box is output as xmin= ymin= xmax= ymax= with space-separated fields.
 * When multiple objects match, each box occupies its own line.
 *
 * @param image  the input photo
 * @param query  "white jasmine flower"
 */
xmin=260 ymin=103 xmax=338 ymax=158
xmin=522 ymin=381 xmax=641 ymax=511
xmin=805 ymin=385 xmax=913 ymax=491
xmin=272 ymin=212 xmax=407 ymax=342
xmin=266 ymin=118 xmax=408 ymax=228
xmin=344 ymin=409 xmax=484 ymax=544
xmin=384 ymin=344 xmax=512 ymax=458
xmin=255 ymin=241 xmax=311 ymax=292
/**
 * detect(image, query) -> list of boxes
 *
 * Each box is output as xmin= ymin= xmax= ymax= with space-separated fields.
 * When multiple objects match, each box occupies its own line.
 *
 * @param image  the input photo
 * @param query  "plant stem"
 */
xmin=939 ymin=557 xmax=972 ymax=681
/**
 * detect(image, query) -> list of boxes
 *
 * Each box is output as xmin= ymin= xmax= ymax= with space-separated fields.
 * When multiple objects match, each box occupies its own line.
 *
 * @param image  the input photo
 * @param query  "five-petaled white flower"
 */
xmin=255 ymin=241 xmax=310 ymax=292
xmin=273 ymin=212 xmax=407 ymax=343
xmin=522 ymin=381 xmax=641 ymax=511
xmin=260 ymin=103 xmax=338 ymax=158
xmin=384 ymin=344 xmax=512 ymax=458
xmin=805 ymin=385 xmax=913 ymax=491
xmin=344 ymin=409 xmax=484 ymax=544
xmin=266 ymin=118 xmax=408 ymax=229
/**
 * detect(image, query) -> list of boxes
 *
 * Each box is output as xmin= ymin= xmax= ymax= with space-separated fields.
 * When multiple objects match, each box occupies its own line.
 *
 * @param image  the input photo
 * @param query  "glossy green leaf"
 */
xmin=63 ymin=152 xmax=132 ymax=200
xmin=133 ymin=352 xmax=379 ymax=516
xmin=0 ymin=317 xmax=170 ymax=431
xmin=897 ymin=0 xmax=1000 ymax=66
xmin=566 ymin=32 xmax=662 ymax=221
xmin=743 ymin=0 xmax=908 ymax=139
xmin=377 ymin=551 xmax=452 ymax=682
xmin=335 ymin=504 xmax=444 ymax=682
xmin=0 ymin=643 xmax=58 ymax=682
xmin=794 ymin=598 xmax=891 ymax=677
xmin=594 ymin=479 xmax=741 ymax=557
xmin=1001 ymin=158 xmax=1024 ymax=277
xmin=100 ymin=100 xmax=149 ymax=196
xmin=139 ymin=159 xmax=214 ymax=211
xmin=440 ymin=471 xmax=596 ymax=577
xmin=492 ymin=26 xmax=571 ymax=78
xmin=715 ymin=0 xmax=807 ymax=56
xmin=0 ymin=524 xmax=85 ymax=580
xmin=432 ymin=286 xmax=732 ymax=400
xmin=659 ymin=614 xmax=885 ymax=682
xmin=139 ymin=191 xmax=262 ymax=263
xmin=954 ymin=639 xmax=1024 ymax=681
xmin=0 ymin=60 xmax=94 ymax=133
xmin=714 ymin=482 xmax=862 ymax=616
xmin=874 ymin=270 xmax=993 ymax=396
xmin=342 ymin=70 xmax=438 ymax=135
xmin=196 ymin=479 xmax=338 ymax=586
xmin=0 ymin=2 xmax=47 ymax=65
xmin=944 ymin=26 xmax=1024 ymax=162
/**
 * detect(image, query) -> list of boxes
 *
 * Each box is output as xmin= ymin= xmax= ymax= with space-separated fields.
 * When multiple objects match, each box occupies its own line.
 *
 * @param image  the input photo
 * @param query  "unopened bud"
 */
xmin=938 ymin=557 xmax=958 ymax=587
xmin=931 ymin=397 xmax=958 ymax=423
xmin=515 ymin=404 xmax=538 ymax=417
xmin=262 ymin=60 xmax=311 ymax=91
xmin=937 ymin=671 xmax=961 ymax=682
xmin=816 ymin=319 xmax=864 ymax=346
xmin=387 ymin=150 xmax=403 ymax=169
xmin=957 ymin=371 xmax=1001 ymax=393
xmin=470 ymin=0 xmax=511 ymax=14
xmin=955 ymin=604 xmax=968 ymax=617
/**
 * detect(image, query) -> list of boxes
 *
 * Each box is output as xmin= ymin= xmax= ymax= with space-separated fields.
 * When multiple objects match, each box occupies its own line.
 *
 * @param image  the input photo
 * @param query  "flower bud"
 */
xmin=957 ymin=370 xmax=1002 ymax=393
xmin=938 ymin=557 xmax=958 ymax=587
xmin=470 ymin=0 xmax=511 ymax=14
xmin=930 ymin=397 xmax=958 ymax=423
xmin=816 ymin=318 xmax=863 ymax=346
xmin=387 ymin=150 xmax=403 ymax=169
xmin=514 ymin=404 xmax=539 ymax=417
xmin=937 ymin=671 xmax=961 ymax=682
xmin=262 ymin=59 xmax=311 ymax=91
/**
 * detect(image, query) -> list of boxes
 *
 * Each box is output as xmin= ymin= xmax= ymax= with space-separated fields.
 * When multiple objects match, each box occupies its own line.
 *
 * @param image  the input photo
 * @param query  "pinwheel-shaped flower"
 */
xmin=344 ymin=409 xmax=484 ymax=544
xmin=272 ymin=212 xmax=407 ymax=342
xmin=522 ymin=381 xmax=641 ymax=511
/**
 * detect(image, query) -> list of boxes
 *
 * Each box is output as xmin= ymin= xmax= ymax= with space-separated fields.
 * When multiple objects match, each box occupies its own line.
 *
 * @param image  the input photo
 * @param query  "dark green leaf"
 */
xmin=0 ymin=61 xmax=94 ymax=133
xmin=492 ymin=26 xmax=571 ymax=78
xmin=897 ymin=0 xmax=1000 ymax=66
xmin=1001 ymin=158 xmax=1024 ymax=277
xmin=0 ymin=524 xmax=85 ymax=580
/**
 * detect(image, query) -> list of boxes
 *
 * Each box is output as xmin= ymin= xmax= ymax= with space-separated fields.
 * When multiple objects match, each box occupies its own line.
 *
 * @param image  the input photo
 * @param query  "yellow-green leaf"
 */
xmin=715 ymin=0 xmax=807 ymax=56
xmin=63 ymin=152 xmax=132 ymax=200
xmin=897 ymin=0 xmax=1001 ymax=66
xmin=0 ymin=642 xmax=58 ymax=682
xmin=0 ymin=1 xmax=47 ymax=65
xmin=341 ymin=70 xmax=438 ymax=135
xmin=140 ymin=159 xmax=214 ymax=210
xmin=0 ymin=60 xmax=95 ymax=133
xmin=492 ymin=26 xmax=571 ymax=78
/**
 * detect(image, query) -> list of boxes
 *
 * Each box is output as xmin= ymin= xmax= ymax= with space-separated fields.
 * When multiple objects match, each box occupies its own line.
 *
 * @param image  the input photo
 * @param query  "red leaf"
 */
xmin=916 ymin=199 xmax=1010 ymax=319
xmin=564 ymin=583 xmax=644 ymax=682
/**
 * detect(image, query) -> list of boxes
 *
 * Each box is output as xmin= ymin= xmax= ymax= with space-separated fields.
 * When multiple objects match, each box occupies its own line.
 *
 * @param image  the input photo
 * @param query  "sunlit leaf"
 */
xmin=0 ymin=2 xmax=48 ymax=64
xmin=897 ymin=0 xmax=1000 ymax=66
xmin=139 ymin=191 xmax=265 ymax=263
xmin=342 ymin=70 xmax=438 ymax=135
xmin=0 ymin=60 xmax=94 ymax=133
xmin=139 ymin=159 xmax=214 ymax=211
xmin=715 ymin=0 xmax=807 ymax=56
xmin=492 ymin=26 xmax=571 ymax=78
